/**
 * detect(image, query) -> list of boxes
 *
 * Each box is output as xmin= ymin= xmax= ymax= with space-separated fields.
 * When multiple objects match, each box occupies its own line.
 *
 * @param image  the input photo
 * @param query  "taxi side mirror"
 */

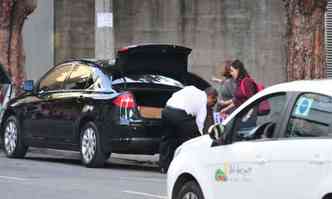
xmin=208 ymin=123 xmax=225 ymax=141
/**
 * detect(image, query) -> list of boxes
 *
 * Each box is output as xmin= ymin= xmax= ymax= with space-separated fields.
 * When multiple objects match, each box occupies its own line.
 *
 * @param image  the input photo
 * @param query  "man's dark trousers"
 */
xmin=159 ymin=107 xmax=200 ymax=172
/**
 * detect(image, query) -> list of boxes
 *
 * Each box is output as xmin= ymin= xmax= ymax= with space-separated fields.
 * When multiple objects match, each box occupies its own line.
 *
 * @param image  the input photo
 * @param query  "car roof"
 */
xmin=263 ymin=79 xmax=332 ymax=96
xmin=63 ymin=59 xmax=115 ymax=67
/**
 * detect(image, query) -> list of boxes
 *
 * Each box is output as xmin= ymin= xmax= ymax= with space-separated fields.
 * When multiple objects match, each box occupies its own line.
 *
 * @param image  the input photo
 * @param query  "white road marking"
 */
xmin=118 ymin=176 xmax=165 ymax=183
xmin=123 ymin=190 xmax=166 ymax=199
xmin=0 ymin=175 xmax=28 ymax=181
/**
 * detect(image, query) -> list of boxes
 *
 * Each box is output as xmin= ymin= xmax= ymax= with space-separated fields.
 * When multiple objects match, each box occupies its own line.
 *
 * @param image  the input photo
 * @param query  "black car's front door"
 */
xmin=24 ymin=63 xmax=74 ymax=144
xmin=21 ymin=94 xmax=46 ymax=142
xmin=40 ymin=91 xmax=79 ymax=144
xmin=42 ymin=63 xmax=100 ymax=145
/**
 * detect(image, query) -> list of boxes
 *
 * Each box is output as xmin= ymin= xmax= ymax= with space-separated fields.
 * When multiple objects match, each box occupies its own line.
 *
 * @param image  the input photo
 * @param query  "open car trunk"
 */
xmin=113 ymin=84 xmax=179 ymax=119
xmin=111 ymin=44 xmax=211 ymax=119
xmin=127 ymin=73 xmax=211 ymax=119
xmin=112 ymin=75 xmax=210 ymax=120
xmin=132 ymin=89 xmax=178 ymax=119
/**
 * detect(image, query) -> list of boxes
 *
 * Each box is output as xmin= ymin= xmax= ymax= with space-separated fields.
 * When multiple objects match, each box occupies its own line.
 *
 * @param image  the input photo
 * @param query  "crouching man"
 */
xmin=159 ymin=86 xmax=218 ymax=173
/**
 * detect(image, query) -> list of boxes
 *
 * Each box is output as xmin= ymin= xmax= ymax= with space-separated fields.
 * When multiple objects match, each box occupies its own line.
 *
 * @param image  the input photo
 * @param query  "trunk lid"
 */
xmin=115 ymin=44 xmax=190 ymax=80
xmin=113 ymin=44 xmax=210 ymax=90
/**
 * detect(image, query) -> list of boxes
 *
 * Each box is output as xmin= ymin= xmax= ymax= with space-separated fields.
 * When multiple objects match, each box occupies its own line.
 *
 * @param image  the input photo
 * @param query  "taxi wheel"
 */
xmin=176 ymin=181 xmax=204 ymax=199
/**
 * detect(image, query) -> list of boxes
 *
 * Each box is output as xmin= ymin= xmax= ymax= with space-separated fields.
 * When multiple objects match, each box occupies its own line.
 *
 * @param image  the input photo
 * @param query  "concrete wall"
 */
xmin=23 ymin=0 xmax=54 ymax=81
xmin=23 ymin=0 xmax=287 ymax=85
xmin=113 ymin=0 xmax=287 ymax=86
xmin=54 ymin=0 xmax=95 ymax=65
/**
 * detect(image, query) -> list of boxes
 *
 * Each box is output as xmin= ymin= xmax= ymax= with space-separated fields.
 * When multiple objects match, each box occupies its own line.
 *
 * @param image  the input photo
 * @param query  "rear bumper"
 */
xmin=112 ymin=137 xmax=160 ymax=154
xmin=101 ymin=119 xmax=163 ymax=155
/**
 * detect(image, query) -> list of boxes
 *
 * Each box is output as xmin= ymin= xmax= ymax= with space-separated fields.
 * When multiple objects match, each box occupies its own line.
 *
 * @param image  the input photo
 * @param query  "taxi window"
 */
xmin=229 ymin=93 xmax=287 ymax=142
xmin=286 ymin=93 xmax=332 ymax=137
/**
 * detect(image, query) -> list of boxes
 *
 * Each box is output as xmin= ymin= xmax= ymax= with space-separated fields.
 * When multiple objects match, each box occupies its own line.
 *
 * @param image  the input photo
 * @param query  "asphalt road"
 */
xmin=0 ymin=148 xmax=167 ymax=199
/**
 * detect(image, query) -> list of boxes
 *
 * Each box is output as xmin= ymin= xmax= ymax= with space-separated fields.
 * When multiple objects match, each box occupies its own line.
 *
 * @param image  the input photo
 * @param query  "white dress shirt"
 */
xmin=166 ymin=86 xmax=207 ymax=134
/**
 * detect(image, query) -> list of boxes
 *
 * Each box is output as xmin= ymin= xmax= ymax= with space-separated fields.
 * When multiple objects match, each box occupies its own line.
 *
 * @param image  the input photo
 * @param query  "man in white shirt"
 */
xmin=159 ymin=86 xmax=218 ymax=173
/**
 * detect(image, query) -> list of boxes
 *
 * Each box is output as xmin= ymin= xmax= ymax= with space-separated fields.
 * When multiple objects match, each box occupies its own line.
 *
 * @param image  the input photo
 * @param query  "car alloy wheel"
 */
xmin=80 ymin=122 xmax=106 ymax=167
xmin=81 ymin=127 xmax=97 ymax=163
xmin=2 ymin=116 xmax=28 ymax=158
xmin=4 ymin=120 xmax=17 ymax=155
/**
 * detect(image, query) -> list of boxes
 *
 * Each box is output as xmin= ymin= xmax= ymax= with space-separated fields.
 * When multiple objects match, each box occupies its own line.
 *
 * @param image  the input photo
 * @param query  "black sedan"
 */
xmin=0 ymin=44 xmax=210 ymax=167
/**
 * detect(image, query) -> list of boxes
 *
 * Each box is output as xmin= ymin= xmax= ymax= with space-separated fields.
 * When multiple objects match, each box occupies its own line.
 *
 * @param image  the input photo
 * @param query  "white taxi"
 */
xmin=167 ymin=80 xmax=332 ymax=199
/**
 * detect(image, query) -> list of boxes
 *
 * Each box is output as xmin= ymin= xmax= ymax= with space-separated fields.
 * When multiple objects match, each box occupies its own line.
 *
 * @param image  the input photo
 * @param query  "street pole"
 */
xmin=95 ymin=0 xmax=114 ymax=60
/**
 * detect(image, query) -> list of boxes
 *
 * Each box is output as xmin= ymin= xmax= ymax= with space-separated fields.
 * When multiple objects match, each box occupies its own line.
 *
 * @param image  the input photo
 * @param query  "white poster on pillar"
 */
xmin=97 ymin=12 xmax=113 ymax=28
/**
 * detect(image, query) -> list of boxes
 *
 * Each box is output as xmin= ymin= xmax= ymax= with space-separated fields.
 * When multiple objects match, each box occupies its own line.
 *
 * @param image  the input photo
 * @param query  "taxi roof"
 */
xmin=263 ymin=79 xmax=332 ymax=96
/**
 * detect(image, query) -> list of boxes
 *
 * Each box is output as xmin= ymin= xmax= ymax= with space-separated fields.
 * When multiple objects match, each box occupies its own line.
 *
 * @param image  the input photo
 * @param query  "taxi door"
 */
xmin=266 ymin=93 xmax=332 ymax=199
xmin=208 ymin=141 xmax=271 ymax=199
xmin=207 ymin=93 xmax=288 ymax=199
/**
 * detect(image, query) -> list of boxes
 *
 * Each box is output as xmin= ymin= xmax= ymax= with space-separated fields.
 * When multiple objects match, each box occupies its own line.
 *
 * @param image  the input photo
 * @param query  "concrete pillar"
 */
xmin=23 ymin=0 xmax=54 ymax=81
xmin=95 ymin=0 xmax=115 ymax=60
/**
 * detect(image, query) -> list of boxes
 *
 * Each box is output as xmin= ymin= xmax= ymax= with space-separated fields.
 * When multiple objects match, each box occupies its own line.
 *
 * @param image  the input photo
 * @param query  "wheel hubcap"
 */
xmin=81 ymin=127 xmax=96 ymax=163
xmin=4 ymin=121 xmax=17 ymax=155
xmin=183 ymin=192 xmax=199 ymax=199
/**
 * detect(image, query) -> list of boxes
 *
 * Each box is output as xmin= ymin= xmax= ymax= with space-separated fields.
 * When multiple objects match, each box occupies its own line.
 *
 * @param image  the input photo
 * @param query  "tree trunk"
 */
xmin=0 ymin=0 xmax=37 ymax=90
xmin=283 ymin=0 xmax=328 ymax=81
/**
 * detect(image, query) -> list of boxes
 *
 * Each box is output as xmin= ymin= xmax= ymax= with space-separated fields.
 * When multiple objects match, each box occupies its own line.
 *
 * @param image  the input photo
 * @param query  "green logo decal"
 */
xmin=215 ymin=168 xmax=227 ymax=182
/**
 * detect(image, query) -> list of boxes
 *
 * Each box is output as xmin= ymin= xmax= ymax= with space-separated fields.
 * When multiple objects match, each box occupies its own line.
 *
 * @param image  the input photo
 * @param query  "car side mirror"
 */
xmin=23 ymin=80 xmax=34 ymax=92
xmin=208 ymin=123 xmax=225 ymax=141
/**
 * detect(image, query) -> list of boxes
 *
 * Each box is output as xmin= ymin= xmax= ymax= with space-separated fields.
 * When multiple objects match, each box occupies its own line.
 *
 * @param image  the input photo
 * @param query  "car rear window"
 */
xmin=111 ymin=74 xmax=184 ymax=88
xmin=286 ymin=93 xmax=332 ymax=137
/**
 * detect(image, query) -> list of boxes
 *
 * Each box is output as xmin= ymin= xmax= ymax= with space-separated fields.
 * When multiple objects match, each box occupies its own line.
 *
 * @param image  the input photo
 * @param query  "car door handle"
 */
xmin=256 ymin=155 xmax=268 ymax=165
xmin=310 ymin=159 xmax=327 ymax=165
xmin=310 ymin=154 xmax=328 ymax=165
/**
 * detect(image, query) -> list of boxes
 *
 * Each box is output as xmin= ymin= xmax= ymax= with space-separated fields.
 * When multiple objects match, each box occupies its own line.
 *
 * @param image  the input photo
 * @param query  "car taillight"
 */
xmin=118 ymin=47 xmax=129 ymax=53
xmin=113 ymin=92 xmax=137 ymax=109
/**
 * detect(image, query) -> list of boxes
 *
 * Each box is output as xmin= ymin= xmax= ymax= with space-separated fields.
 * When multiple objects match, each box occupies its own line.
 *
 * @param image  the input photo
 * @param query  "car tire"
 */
xmin=80 ymin=122 xmax=106 ymax=168
xmin=2 ymin=116 xmax=28 ymax=158
xmin=176 ymin=181 xmax=204 ymax=199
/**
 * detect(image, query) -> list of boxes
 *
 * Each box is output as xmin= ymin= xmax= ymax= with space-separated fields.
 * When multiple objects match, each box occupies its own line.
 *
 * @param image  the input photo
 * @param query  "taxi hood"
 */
xmin=181 ymin=135 xmax=213 ymax=149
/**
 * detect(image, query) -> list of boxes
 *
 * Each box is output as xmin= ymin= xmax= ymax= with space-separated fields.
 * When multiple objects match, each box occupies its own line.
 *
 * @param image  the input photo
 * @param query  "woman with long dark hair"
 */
xmin=220 ymin=59 xmax=257 ymax=115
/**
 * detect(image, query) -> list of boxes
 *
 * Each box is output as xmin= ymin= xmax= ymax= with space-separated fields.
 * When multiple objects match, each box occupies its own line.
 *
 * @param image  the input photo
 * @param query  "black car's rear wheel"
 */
xmin=80 ymin=122 xmax=106 ymax=167
xmin=176 ymin=181 xmax=204 ymax=199
xmin=3 ymin=116 xmax=28 ymax=158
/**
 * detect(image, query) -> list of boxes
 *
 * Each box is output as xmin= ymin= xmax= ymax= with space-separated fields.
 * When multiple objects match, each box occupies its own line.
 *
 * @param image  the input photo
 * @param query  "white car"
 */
xmin=167 ymin=80 xmax=332 ymax=199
